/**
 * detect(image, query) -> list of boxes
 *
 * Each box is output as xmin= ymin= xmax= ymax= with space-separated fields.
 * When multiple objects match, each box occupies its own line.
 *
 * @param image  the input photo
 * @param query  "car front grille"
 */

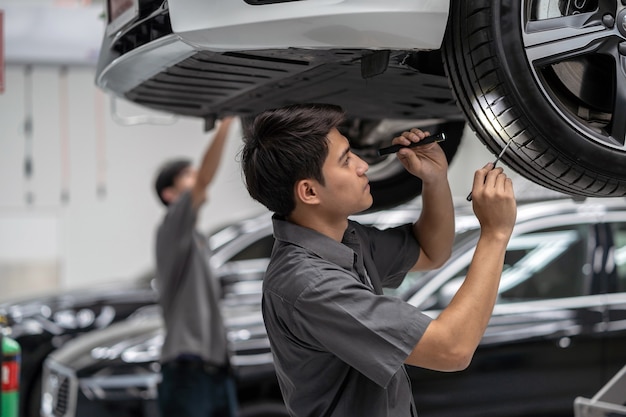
xmin=41 ymin=359 xmax=78 ymax=417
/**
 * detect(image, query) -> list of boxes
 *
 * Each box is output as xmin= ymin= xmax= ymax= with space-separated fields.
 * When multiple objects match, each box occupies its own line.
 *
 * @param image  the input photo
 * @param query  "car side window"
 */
xmin=228 ymin=235 xmax=276 ymax=262
xmin=609 ymin=222 xmax=626 ymax=292
xmin=430 ymin=224 xmax=590 ymax=309
xmin=499 ymin=225 xmax=589 ymax=301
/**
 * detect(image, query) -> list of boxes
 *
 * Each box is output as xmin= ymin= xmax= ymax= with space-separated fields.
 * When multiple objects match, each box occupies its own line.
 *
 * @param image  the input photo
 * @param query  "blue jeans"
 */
xmin=158 ymin=360 xmax=239 ymax=417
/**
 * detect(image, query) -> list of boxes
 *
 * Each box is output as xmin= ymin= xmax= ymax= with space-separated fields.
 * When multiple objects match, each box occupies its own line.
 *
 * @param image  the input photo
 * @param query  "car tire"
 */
xmin=443 ymin=0 xmax=626 ymax=197
xmin=25 ymin=373 xmax=42 ymax=417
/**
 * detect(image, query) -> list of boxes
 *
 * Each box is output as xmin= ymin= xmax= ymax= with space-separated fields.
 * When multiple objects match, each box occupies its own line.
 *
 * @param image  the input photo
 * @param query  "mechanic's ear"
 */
xmin=294 ymin=179 xmax=320 ymax=206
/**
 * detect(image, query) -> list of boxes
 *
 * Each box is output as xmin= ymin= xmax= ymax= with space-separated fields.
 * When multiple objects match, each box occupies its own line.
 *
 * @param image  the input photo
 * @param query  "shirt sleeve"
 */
xmin=291 ymin=263 xmax=432 ymax=388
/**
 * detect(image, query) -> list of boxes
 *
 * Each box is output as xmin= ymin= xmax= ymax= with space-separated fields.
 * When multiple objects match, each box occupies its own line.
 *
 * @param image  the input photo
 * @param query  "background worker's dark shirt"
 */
xmin=263 ymin=216 xmax=433 ymax=417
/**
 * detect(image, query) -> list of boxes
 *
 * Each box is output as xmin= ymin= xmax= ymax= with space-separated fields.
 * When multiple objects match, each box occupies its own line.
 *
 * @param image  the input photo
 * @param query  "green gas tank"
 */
xmin=1 ymin=334 xmax=21 ymax=417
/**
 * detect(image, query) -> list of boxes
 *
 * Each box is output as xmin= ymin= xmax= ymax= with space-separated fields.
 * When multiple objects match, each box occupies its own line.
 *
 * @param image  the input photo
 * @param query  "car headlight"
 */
xmin=79 ymin=365 xmax=161 ymax=402
xmin=90 ymin=333 xmax=163 ymax=364
xmin=0 ymin=302 xmax=116 ymax=338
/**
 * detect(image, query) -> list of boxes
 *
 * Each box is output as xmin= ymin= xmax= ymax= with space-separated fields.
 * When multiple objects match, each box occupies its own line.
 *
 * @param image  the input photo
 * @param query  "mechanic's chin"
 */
xmin=356 ymin=189 xmax=374 ymax=214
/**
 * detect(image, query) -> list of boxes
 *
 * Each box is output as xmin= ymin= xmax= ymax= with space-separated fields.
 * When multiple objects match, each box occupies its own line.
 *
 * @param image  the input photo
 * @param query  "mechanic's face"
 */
xmin=317 ymin=128 xmax=372 ymax=216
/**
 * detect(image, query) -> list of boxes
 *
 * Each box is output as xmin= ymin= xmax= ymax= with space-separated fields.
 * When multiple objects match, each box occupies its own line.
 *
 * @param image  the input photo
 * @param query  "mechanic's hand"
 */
xmin=393 ymin=128 xmax=448 ymax=183
xmin=471 ymin=163 xmax=517 ymax=240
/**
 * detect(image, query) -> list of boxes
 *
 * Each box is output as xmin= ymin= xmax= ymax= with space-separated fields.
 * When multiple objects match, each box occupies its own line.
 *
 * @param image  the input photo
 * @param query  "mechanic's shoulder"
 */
xmin=265 ymin=248 xmax=326 ymax=293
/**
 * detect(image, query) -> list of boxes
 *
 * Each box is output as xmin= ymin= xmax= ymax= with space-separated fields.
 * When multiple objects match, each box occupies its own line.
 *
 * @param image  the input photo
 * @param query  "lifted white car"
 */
xmin=97 ymin=0 xmax=626 ymax=207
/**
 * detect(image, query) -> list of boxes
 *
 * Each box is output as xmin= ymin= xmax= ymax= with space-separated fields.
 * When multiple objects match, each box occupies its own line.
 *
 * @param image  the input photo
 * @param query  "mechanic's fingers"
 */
xmin=472 ymin=163 xmax=494 ymax=192
xmin=392 ymin=128 xmax=429 ymax=146
xmin=396 ymin=146 xmax=420 ymax=169
xmin=484 ymin=166 xmax=505 ymax=190
xmin=472 ymin=165 xmax=517 ymax=235
xmin=472 ymin=163 xmax=513 ymax=199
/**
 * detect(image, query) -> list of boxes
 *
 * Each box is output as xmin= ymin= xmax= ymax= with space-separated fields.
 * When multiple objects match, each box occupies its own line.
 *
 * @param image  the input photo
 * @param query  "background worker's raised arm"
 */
xmin=191 ymin=116 xmax=235 ymax=209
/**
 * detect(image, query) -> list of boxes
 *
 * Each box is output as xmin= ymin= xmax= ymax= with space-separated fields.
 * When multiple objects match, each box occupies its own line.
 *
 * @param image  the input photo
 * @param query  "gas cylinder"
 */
xmin=1 ymin=334 xmax=21 ymax=417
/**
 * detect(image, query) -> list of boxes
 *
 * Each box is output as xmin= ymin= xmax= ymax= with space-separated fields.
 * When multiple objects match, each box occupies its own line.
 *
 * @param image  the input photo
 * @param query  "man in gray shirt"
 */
xmin=154 ymin=117 xmax=238 ymax=417
xmin=241 ymin=103 xmax=517 ymax=417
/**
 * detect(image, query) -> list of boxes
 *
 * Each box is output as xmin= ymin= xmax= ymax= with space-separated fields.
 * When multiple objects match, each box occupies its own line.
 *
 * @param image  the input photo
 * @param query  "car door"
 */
xmin=603 ymin=218 xmax=626 ymax=385
xmin=404 ymin=214 xmax=607 ymax=417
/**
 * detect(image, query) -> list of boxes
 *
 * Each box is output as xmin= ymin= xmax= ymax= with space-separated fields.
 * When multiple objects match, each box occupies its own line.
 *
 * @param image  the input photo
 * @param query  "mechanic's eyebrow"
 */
xmin=338 ymin=146 xmax=351 ymax=163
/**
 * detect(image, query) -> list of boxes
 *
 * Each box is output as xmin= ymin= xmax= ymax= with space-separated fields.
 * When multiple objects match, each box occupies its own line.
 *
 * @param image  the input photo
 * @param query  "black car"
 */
xmin=0 ymin=275 xmax=158 ymax=417
xmin=96 ymin=0 xmax=626 ymax=205
xmin=0 ymin=212 xmax=275 ymax=417
xmin=41 ymin=197 xmax=626 ymax=417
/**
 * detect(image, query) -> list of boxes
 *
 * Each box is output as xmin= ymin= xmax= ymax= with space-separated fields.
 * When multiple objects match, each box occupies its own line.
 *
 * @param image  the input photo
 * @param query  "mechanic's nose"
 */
xmin=356 ymin=155 xmax=369 ymax=175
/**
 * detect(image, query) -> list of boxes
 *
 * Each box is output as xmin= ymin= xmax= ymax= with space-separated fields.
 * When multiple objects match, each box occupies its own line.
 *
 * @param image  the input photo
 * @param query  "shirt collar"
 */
xmin=272 ymin=215 xmax=358 ymax=270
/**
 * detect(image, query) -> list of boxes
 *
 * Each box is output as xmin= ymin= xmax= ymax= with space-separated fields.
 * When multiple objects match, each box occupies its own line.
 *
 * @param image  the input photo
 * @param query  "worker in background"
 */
xmin=153 ymin=116 xmax=238 ymax=417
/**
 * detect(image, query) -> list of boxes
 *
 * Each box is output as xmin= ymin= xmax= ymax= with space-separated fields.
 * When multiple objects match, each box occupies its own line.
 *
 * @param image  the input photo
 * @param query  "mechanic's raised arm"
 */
xmin=406 ymin=163 xmax=517 ymax=372
xmin=191 ymin=116 xmax=235 ymax=209
xmin=392 ymin=128 xmax=456 ymax=270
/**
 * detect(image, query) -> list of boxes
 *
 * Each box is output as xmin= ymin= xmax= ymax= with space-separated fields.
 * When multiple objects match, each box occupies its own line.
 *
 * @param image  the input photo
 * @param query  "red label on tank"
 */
xmin=1 ymin=361 xmax=19 ymax=391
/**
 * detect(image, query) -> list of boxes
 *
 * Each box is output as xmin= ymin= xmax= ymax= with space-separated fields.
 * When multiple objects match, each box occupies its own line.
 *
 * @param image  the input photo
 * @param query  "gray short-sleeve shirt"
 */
xmin=155 ymin=191 xmax=228 ymax=365
xmin=262 ymin=216 xmax=432 ymax=417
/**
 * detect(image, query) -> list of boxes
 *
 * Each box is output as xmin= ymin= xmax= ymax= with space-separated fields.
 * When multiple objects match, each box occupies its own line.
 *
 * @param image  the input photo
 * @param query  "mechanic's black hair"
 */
xmin=241 ymin=103 xmax=345 ymax=217
xmin=154 ymin=158 xmax=192 ymax=206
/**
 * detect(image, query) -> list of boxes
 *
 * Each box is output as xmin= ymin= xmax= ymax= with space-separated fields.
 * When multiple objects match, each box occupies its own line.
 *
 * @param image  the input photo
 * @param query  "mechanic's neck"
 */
xmin=288 ymin=208 xmax=349 ymax=242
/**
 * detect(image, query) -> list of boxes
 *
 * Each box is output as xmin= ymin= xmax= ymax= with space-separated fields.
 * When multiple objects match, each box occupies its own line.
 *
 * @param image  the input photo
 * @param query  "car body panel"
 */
xmin=95 ymin=0 xmax=468 ymax=210
xmin=169 ymin=0 xmax=449 ymax=51
xmin=95 ymin=0 xmax=459 ymax=121
xmin=97 ymin=35 xmax=196 ymax=94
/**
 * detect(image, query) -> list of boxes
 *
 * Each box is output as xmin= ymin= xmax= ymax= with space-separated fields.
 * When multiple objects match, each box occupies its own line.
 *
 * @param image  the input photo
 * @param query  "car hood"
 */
xmin=0 ymin=277 xmax=157 ymax=339
xmin=47 ymin=259 xmax=272 ymax=375
xmin=47 ymin=313 xmax=164 ymax=371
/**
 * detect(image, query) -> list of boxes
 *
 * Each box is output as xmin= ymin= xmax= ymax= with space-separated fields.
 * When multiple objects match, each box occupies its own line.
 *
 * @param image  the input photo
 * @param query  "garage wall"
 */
xmin=0 ymin=65 xmax=265 ymax=300
xmin=0 ymin=63 xmax=528 ymax=301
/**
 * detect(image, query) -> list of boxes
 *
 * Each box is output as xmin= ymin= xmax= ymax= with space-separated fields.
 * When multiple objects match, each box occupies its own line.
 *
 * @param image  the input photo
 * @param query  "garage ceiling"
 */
xmin=3 ymin=0 xmax=104 ymax=66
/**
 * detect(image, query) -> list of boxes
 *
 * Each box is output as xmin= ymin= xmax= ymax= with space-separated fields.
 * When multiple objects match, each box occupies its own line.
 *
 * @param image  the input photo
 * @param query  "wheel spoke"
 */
xmin=609 ymin=56 xmax=626 ymax=147
xmin=524 ymin=14 xmax=612 ymax=65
